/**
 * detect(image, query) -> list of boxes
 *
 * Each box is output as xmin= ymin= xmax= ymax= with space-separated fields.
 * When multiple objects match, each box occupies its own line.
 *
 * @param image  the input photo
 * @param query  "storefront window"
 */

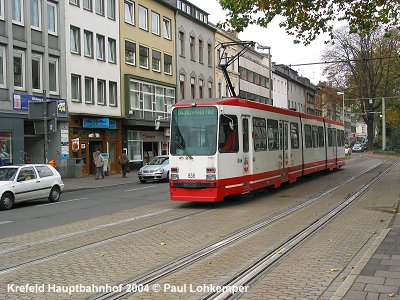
xmin=0 ymin=133 xmax=12 ymax=166
xmin=127 ymin=130 xmax=142 ymax=161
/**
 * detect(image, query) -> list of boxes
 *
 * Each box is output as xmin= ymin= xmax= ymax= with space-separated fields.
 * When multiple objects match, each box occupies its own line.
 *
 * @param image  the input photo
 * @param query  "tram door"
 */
xmin=279 ymin=120 xmax=290 ymax=181
xmin=332 ymin=128 xmax=338 ymax=167
xmin=241 ymin=116 xmax=251 ymax=192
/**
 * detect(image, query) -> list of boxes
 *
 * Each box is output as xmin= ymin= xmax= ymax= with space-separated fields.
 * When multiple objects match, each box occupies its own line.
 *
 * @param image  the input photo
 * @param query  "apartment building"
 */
xmin=238 ymin=47 xmax=272 ymax=105
xmin=0 ymin=0 xmax=68 ymax=167
xmin=163 ymin=0 xmax=215 ymax=102
xmin=214 ymin=28 xmax=240 ymax=98
xmin=121 ymin=0 xmax=176 ymax=168
xmin=66 ymin=0 xmax=121 ymax=175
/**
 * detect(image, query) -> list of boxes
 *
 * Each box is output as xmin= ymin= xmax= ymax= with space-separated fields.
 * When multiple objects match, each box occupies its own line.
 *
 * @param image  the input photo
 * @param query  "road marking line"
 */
xmin=36 ymin=198 xmax=88 ymax=206
xmin=124 ymin=186 xmax=156 ymax=192
xmin=0 ymin=221 xmax=13 ymax=225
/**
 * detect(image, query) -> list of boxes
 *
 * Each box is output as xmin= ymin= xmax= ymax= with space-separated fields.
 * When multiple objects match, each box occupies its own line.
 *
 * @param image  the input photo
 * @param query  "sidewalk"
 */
xmin=332 ymin=204 xmax=400 ymax=299
xmin=62 ymin=170 xmax=139 ymax=192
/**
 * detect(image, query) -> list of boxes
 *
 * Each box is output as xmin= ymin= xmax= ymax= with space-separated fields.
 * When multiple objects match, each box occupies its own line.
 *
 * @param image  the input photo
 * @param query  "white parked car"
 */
xmin=0 ymin=164 xmax=64 ymax=210
xmin=138 ymin=155 xmax=170 ymax=183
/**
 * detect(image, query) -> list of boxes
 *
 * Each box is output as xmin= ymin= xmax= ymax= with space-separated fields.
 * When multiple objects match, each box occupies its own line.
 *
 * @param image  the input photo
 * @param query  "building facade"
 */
xmin=272 ymin=64 xmax=289 ymax=109
xmin=238 ymin=47 xmax=272 ymax=105
xmin=121 ymin=0 xmax=176 ymax=168
xmin=0 ymin=0 xmax=68 ymax=169
xmin=66 ymin=0 xmax=121 ymax=176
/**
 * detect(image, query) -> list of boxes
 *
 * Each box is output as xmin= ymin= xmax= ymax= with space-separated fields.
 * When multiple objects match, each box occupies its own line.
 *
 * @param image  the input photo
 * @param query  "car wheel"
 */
xmin=140 ymin=180 xmax=146 ymax=184
xmin=0 ymin=192 xmax=14 ymax=210
xmin=48 ymin=186 xmax=61 ymax=202
xmin=164 ymin=172 xmax=170 ymax=182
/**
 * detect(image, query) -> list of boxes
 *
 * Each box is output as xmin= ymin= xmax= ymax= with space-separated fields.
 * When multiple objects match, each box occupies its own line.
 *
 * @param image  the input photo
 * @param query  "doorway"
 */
xmin=88 ymin=141 xmax=103 ymax=174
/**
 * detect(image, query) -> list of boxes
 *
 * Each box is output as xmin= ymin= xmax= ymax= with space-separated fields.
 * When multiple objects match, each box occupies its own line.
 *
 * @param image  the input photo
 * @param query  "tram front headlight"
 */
xmin=171 ymin=174 xmax=179 ymax=180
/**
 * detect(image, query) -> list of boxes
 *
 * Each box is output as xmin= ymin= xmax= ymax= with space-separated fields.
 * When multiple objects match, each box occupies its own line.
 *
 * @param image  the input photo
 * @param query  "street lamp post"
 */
xmin=337 ymin=92 xmax=345 ymax=123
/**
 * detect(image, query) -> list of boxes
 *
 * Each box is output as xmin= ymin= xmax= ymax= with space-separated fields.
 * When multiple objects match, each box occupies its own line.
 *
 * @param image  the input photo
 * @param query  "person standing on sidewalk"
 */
xmin=94 ymin=150 xmax=105 ymax=180
xmin=119 ymin=150 xmax=129 ymax=178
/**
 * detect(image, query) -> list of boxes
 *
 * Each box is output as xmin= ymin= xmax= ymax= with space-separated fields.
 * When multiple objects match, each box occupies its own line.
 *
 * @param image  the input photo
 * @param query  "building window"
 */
xmin=108 ymin=38 xmax=116 ymax=63
xmin=129 ymin=81 xmax=140 ymax=109
xmin=109 ymin=81 xmax=117 ymax=106
xmin=163 ymin=17 xmax=171 ymax=40
xmin=97 ymin=79 xmax=106 ymax=105
xmin=69 ymin=0 xmax=79 ymax=5
xmin=107 ymin=0 xmax=115 ymax=19
xmin=85 ymin=77 xmax=94 ymax=104
xmin=127 ymin=130 xmax=142 ymax=161
xmin=139 ymin=45 xmax=149 ymax=69
xmin=164 ymin=53 xmax=172 ymax=75
xmin=48 ymin=57 xmax=58 ymax=94
xmin=207 ymin=43 xmax=212 ymax=66
xmin=31 ymin=54 xmax=42 ymax=91
xmin=70 ymin=26 xmax=80 ymax=54
xmin=152 ymin=49 xmax=161 ymax=72
xmin=84 ymin=30 xmax=93 ymax=58
xmin=178 ymin=31 xmax=185 ymax=57
xmin=12 ymin=0 xmax=23 ymax=25
xmin=83 ymin=0 xmax=92 ymax=11
xmin=199 ymin=79 xmax=203 ymax=98
xmin=143 ymin=83 xmax=152 ymax=110
xmin=96 ymin=34 xmax=105 ymax=60
xmin=190 ymin=77 xmax=195 ymax=99
xmin=13 ymin=50 xmax=25 ymax=90
xmin=198 ymin=39 xmax=203 ymax=64
xmin=151 ymin=11 xmax=160 ymax=35
xmin=124 ymin=0 xmax=134 ymax=24
xmin=218 ymin=82 xmax=222 ymax=98
xmin=47 ymin=2 xmax=57 ymax=35
xmin=138 ymin=5 xmax=148 ymax=30
xmin=0 ymin=133 xmax=12 ymax=165
xmin=71 ymin=74 xmax=81 ymax=102
xmin=155 ymin=86 xmax=164 ymax=112
xmin=0 ymin=0 xmax=4 ymax=20
xmin=31 ymin=0 xmax=41 ymax=30
xmin=190 ymin=36 xmax=195 ymax=61
xmin=0 ymin=46 xmax=6 ymax=87
xmin=179 ymin=74 xmax=185 ymax=100
xmin=95 ymin=0 xmax=104 ymax=15
xmin=208 ymin=81 xmax=212 ymax=97
xmin=125 ymin=40 xmax=136 ymax=65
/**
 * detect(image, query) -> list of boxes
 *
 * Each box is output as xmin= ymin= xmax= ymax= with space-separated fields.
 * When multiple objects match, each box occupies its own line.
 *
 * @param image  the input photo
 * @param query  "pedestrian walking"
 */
xmin=119 ymin=150 xmax=129 ymax=178
xmin=94 ymin=150 xmax=105 ymax=180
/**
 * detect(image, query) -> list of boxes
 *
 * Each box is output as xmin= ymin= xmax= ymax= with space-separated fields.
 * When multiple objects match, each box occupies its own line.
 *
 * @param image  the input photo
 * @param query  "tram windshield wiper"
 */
xmin=175 ymin=140 xmax=193 ymax=160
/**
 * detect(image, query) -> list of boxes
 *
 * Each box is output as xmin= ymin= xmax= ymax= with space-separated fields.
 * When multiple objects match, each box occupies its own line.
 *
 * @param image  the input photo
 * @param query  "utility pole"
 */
xmin=382 ymin=97 xmax=386 ymax=151
xmin=43 ymin=90 xmax=48 ymax=163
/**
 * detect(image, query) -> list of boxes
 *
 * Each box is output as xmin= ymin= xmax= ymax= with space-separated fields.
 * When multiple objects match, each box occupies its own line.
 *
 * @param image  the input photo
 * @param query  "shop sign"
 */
xmin=83 ymin=118 xmax=117 ymax=129
xmin=13 ymin=93 xmax=68 ymax=117
xmin=72 ymin=138 xmax=80 ymax=152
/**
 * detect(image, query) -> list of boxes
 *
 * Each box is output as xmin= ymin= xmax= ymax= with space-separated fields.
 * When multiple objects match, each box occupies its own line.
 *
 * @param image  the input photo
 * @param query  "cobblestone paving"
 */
xmin=0 ymin=156 xmax=383 ymax=300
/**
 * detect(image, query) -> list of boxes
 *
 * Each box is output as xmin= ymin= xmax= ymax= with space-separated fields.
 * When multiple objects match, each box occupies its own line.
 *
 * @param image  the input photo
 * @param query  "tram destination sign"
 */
xmin=175 ymin=107 xmax=217 ymax=125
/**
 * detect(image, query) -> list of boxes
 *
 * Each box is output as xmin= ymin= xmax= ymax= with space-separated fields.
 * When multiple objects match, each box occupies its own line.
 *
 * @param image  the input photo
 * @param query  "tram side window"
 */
xmin=304 ymin=124 xmax=312 ymax=148
xmin=338 ymin=130 xmax=344 ymax=147
xmin=267 ymin=119 xmax=279 ymax=150
xmin=219 ymin=114 xmax=239 ymax=153
xmin=327 ymin=128 xmax=333 ymax=147
xmin=242 ymin=118 xmax=249 ymax=153
xmin=312 ymin=125 xmax=318 ymax=148
xmin=290 ymin=122 xmax=299 ymax=149
xmin=318 ymin=126 xmax=325 ymax=148
xmin=253 ymin=117 xmax=267 ymax=151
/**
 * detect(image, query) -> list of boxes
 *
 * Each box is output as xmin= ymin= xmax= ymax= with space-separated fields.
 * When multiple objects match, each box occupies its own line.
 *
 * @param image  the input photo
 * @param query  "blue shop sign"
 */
xmin=13 ymin=93 xmax=68 ymax=117
xmin=83 ymin=118 xmax=117 ymax=129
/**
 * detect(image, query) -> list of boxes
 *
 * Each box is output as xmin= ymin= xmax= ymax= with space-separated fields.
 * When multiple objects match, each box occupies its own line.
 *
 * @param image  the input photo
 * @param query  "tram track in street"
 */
xmin=203 ymin=161 xmax=398 ymax=300
xmin=88 ymin=162 xmax=385 ymax=300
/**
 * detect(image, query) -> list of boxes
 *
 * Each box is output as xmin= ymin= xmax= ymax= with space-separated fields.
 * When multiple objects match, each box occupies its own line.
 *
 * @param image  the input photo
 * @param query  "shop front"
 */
xmin=69 ymin=116 xmax=122 ymax=176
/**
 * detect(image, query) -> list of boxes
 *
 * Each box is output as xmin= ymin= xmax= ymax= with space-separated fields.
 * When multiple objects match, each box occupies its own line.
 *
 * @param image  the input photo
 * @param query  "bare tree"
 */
xmin=322 ymin=27 xmax=400 ymax=149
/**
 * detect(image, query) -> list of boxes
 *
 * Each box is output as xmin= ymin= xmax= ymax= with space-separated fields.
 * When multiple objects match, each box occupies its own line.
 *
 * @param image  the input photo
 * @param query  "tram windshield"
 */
xmin=170 ymin=106 xmax=218 ymax=156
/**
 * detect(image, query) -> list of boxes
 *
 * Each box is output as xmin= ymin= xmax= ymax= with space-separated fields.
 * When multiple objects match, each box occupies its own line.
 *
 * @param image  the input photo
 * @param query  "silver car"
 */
xmin=0 ymin=164 xmax=64 ymax=210
xmin=138 ymin=155 xmax=170 ymax=183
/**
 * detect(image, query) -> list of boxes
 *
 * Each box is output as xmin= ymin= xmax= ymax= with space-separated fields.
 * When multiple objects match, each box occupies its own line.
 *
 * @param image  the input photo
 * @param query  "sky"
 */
xmin=189 ymin=0 xmax=334 ymax=84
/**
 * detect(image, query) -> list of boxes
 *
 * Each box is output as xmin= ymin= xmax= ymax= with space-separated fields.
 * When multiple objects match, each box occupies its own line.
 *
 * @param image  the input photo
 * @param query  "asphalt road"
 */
xmin=0 ymin=181 xmax=170 ymax=239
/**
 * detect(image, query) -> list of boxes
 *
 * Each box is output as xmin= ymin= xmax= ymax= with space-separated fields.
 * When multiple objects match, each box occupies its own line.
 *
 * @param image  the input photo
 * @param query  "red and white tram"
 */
xmin=169 ymin=98 xmax=345 ymax=202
